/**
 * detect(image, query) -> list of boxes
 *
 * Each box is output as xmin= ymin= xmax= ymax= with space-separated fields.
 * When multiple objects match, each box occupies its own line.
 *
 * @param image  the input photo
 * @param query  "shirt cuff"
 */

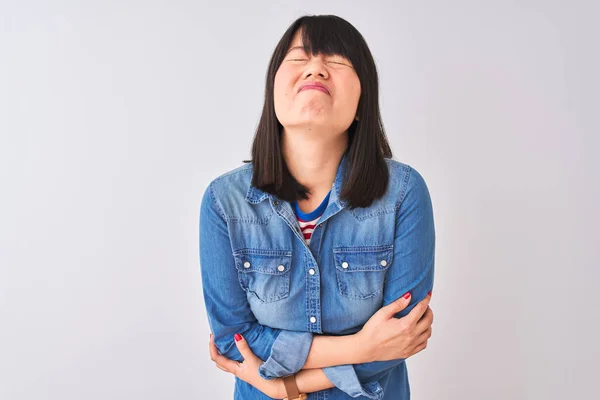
xmin=258 ymin=331 xmax=313 ymax=380
xmin=322 ymin=364 xmax=384 ymax=399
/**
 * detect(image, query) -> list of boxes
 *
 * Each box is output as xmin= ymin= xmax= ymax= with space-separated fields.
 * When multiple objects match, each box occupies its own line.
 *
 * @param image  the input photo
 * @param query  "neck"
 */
xmin=280 ymin=126 xmax=348 ymax=199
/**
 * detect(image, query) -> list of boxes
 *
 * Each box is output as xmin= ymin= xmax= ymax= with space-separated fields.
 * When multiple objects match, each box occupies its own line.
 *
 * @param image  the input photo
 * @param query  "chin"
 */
xmin=288 ymin=119 xmax=330 ymax=130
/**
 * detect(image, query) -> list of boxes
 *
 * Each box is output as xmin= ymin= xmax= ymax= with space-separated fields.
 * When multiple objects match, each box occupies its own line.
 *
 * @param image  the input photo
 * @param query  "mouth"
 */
xmin=298 ymin=84 xmax=330 ymax=95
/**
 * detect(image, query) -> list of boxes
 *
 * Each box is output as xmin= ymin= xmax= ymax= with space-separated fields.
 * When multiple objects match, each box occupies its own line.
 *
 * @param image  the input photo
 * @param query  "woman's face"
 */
xmin=273 ymin=30 xmax=361 ymax=136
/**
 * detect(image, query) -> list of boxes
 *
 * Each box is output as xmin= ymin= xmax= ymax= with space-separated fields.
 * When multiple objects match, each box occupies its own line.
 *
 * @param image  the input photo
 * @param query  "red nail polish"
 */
xmin=428 ymin=291 xmax=432 ymax=298
xmin=403 ymin=292 xmax=411 ymax=299
xmin=234 ymin=333 xmax=242 ymax=342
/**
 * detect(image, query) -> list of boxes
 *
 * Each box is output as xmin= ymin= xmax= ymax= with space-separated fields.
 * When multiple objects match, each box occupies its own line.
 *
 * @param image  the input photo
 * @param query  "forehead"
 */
xmin=286 ymin=28 xmax=346 ymax=58
xmin=289 ymin=30 xmax=303 ymax=46
xmin=286 ymin=31 xmax=306 ymax=54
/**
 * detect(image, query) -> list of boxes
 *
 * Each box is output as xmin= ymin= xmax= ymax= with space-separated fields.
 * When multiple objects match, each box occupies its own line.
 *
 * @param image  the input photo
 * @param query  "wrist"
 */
xmin=280 ymin=374 xmax=309 ymax=400
xmin=353 ymin=331 xmax=373 ymax=363
xmin=295 ymin=368 xmax=335 ymax=394
xmin=275 ymin=377 xmax=287 ymax=399
xmin=257 ymin=377 xmax=287 ymax=399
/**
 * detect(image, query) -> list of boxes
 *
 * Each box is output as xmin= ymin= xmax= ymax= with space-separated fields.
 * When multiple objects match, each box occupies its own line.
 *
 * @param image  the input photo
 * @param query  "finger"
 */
xmin=415 ymin=306 xmax=434 ymax=334
xmin=233 ymin=333 xmax=257 ymax=363
xmin=215 ymin=364 xmax=231 ymax=373
xmin=209 ymin=334 xmax=241 ymax=372
xmin=416 ymin=326 xmax=432 ymax=344
xmin=411 ymin=340 xmax=428 ymax=356
xmin=209 ymin=334 xmax=219 ymax=360
xmin=377 ymin=292 xmax=412 ymax=319
xmin=405 ymin=296 xmax=431 ymax=324
xmin=411 ymin=327 xmax=432 ymax=356
xmin=418 ymin=304 xmax=433 ymax=322
xmin=215 ymin=356 xmax=240 ymax=374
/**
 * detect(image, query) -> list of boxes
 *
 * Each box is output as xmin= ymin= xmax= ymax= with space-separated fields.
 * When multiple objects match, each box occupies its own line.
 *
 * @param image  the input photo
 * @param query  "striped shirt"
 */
xmin=292 ymin=191 xmax=331 ymax=245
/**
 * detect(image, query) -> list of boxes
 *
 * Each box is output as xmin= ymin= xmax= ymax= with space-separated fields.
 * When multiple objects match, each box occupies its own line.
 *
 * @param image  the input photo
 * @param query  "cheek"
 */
xmin=337 ymin=78 xmax=361 ymax=111
xmin=273 ymin=70 xmax=295 ymax=120
xmin=349 ymin=78 xmax=361 ymax=102
xmin=273 ymin=76 xmax=286 ymax=115
xmin=349 ymin=80 xmax=361 ymax=112
xmin=274 ymin=69 xmax=294 ymax=100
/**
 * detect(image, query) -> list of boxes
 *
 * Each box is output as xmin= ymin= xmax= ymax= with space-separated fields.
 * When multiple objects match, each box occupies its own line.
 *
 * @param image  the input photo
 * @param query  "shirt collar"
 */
xmin=245 ymin=150 xmax=349 ymax=208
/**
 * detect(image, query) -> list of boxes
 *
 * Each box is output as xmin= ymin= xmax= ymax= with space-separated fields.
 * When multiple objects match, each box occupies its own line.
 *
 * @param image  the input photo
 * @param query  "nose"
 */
xmin=303 ymin=56 xmax=329 ymax=80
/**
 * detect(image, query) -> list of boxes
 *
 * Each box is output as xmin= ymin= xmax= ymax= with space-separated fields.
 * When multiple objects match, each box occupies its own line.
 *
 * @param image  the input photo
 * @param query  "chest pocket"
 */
xmin=233 ymin=249 xmax=292 ymax=303
xmin=333 ymin=244 xmax=394 ymax=300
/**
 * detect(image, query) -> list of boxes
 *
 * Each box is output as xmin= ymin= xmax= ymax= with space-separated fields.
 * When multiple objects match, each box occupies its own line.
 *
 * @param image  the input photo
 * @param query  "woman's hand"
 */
xmin=209 ymin=333 xmax=285 ymax=399
xmin=355 ymin=292 xmax=434 ymax=363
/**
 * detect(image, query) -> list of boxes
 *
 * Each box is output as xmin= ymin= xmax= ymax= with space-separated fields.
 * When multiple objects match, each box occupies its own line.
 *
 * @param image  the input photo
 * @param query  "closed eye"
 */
xmin=326 ymin=59 xmax=352 ymax=67
xmin=286 ymin=58 xmax=352 ymax=67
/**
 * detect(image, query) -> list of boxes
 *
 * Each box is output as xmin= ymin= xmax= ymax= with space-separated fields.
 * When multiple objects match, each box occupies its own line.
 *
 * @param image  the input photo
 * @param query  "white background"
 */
xmin=1 ymin=1 xmax=598 ymax=399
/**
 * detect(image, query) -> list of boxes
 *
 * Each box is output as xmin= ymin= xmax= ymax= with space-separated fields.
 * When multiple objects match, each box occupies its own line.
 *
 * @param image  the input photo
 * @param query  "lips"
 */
xmin=298 ymin=82 xmax=330 ymax=95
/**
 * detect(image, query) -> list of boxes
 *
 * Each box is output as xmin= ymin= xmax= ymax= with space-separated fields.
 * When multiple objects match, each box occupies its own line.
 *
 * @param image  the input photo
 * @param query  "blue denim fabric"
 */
xmin=199 ymin=152 xmax=435 ymax=399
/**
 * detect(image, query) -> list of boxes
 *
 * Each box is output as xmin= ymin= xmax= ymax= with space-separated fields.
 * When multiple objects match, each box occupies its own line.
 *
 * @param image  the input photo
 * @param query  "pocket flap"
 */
xmin=333 ymin=244 xmax=393 ymax=272
xmin=232 ymin=249 xmax=292 ymax=275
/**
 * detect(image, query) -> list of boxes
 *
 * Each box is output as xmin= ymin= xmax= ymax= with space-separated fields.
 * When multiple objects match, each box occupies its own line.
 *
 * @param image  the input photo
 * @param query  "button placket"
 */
xmin=271 ymin=199 xmax=323 ymax=333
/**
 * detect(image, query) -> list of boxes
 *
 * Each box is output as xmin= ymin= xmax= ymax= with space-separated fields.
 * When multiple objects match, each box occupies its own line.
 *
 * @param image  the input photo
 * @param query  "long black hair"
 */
xmin=245 ymin=14 xmax=392 ymax=209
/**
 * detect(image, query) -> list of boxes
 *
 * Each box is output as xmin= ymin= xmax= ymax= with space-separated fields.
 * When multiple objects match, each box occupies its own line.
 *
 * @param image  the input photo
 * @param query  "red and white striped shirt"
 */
xmin=298 ymin=215 xmax=320 ymax=245
xmin=292 ymin=191 xmax=331 ymax=245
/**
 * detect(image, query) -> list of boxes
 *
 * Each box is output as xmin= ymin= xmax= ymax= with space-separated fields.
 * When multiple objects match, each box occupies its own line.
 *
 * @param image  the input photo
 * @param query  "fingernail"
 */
xmin=234 ymin=333 xmax=242 ymax=342
xmin=403 ymin=292 xmax=411 ymax=299
xmin=428 ymin=291 xmax=432 ymax=298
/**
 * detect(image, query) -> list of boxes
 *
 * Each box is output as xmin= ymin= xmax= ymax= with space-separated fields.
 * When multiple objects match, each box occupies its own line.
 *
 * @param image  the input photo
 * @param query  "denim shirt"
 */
xmin=199 ymin=152 xmax=436 ymax=399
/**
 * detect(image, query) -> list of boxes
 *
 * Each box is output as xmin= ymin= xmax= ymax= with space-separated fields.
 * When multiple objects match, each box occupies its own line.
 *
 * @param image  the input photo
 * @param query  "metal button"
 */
xmin=243 ymin=261 xmax=251 ymax=269
xmin=277 ymin=264 xmax=285 ymax=272
xmin=273 ymin=200 xmax=279 ymax=206
xmin=341 ymin=261 xmax=349 ymax=269
xmin=308 ymin=268 xmax=315 ymax=275
xmin=309 ymin=316 xmax=317 ymax=323
xmin=380 ymin=260 xmax=387 ymax=267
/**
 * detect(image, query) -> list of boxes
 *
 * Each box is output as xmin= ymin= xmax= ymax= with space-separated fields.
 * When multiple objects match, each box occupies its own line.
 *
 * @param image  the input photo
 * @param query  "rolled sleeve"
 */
xmin=258 ymin=330 xmax=313 ymax=379
xmin=322 ymin=365 xmax=384 ymax=400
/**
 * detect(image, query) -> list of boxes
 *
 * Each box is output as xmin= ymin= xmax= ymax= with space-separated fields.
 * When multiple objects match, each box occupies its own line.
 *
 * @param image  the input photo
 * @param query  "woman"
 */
xmin=199 ymin=14 xmax=435 ymax=400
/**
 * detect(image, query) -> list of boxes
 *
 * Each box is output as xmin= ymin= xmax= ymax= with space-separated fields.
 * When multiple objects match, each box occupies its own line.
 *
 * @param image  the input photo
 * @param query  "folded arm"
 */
xmin=200 ymin=165 xmax=435 ymax=398
xmin=200 ymin=183 xmax=365 ymax=380
xmin=318 ymin=166 xmax=436 ymax=398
